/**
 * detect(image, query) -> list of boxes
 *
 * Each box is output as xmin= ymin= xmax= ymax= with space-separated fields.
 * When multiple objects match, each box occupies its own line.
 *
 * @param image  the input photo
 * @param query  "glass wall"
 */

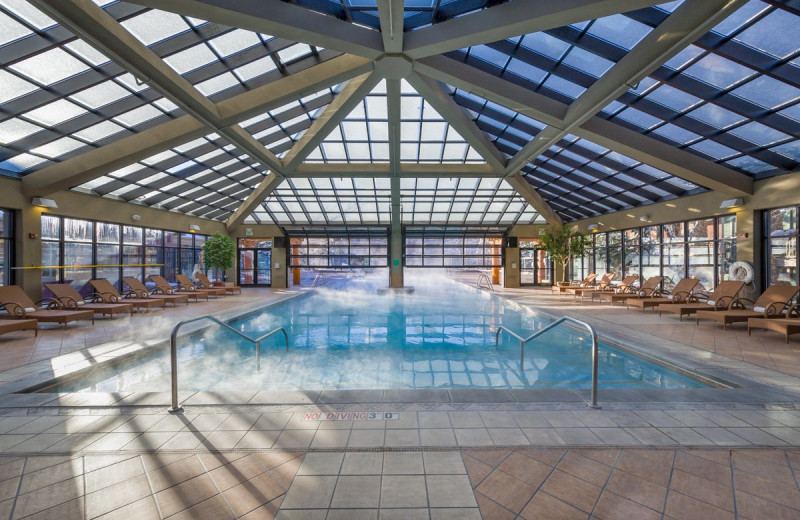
xmin=586 ymin=215 xmax=736 ymax=291
xmin=765 ymin=207 xmax=798 ymax=286
xmin=404 ymin=231 xmax=502 ymax=268
xmin=238 ymin=239 xmax=272 ymax=286
xmin=41 ymin=215 xmax=207 ymax=295
xmin=519 ymin=239 xmax=551 ymax=285
xmin=0 ymin=210 xmax=13 ymax=286
xmin=290 ymin=233 xmax=388 ymax=268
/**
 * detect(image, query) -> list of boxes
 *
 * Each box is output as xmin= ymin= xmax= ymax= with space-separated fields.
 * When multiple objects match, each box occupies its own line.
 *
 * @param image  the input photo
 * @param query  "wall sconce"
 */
xmin=587 ymin=223 xmax=599 ymax=233
xmin=639 ymin=215 xmax=650 ymax=222
xmin=31 ymin=197 xmax=58 ymax=209
xmin=188 ymin=224 xmax=201 ymax=232
xmin=720 ymin=198 xmax=744 ymax=209
xmin=131 ymin=214 xmax=142 ymax=221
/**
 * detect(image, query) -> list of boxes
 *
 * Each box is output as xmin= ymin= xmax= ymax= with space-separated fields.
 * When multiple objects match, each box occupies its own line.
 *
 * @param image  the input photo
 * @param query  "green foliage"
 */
xmin=203 ymin=233 xmax=235 ymax=275
xmin=540 ymin=224 xmax=593 ymax=282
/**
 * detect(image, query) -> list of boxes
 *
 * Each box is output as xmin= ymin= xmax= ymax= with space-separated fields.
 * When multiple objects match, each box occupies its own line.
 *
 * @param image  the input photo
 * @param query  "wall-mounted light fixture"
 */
xmin=131 ymin=214 xmax=142 ymax=221
xmin=31 ymin=197 xmax=58 ymax=209
xmin=639 ymin=215 xmax=650 ymax=222
xmin=587 ymin=223 xmax=599 ymax=233
xmin=188 ymin=224 xmax=201 ymax=232
xmin=720 ymin=198 xmax=744 ymax=209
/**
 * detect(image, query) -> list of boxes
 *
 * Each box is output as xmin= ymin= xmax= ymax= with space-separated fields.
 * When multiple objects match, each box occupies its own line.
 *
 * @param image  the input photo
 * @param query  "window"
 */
xmin=520 ymin=239 xmax=551 ymax=285
xmin=238 ymin=238 xmax=272 ymax=286
xmin=404 ymin=229 xmax=501 ymax=268
xmin=0 ymin=210 xmax=13 ymax=286
xmin=290 ymin=230 xmax=388 ymax=268
xmin=765 ymin=207 xmax=798 ymax=286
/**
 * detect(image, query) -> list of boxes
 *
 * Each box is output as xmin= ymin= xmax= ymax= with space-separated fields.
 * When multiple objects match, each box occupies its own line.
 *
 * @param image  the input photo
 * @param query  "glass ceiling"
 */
xmin=0 ymin=0 xmax=797 ymax=225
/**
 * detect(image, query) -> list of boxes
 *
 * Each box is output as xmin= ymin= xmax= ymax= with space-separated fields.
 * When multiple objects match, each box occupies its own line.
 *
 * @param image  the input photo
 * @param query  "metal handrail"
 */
xmin=476 ymin=273 xmax=494 ymax=291
xmin=311 ymin=271 xmax=328 ymax=287
xmin=168 ymin=315 xmax=288 ymax=414
xmin=495 ymin=317 xmax=600 ymax=409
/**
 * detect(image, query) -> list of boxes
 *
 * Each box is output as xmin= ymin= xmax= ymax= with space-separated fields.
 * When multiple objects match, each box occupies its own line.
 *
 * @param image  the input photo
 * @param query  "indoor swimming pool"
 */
xmin=49 ymin=276 xmax=709 ymax=392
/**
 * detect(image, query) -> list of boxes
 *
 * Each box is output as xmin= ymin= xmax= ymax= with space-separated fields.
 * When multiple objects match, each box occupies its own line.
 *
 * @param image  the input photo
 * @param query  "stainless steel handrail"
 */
xmin=168 ymin=315 xmax=288 ymax=414
xmin=311 ymin=271 xmax=328 ymax=287
xmin=495 ymin=317 xmax=600 ymax=409
xmin=476 ymin=273 xmax=494 ymax=291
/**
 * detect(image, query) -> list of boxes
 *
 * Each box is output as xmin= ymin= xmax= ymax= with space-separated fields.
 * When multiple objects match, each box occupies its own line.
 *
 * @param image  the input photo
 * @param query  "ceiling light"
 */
xmin=587 ymin=223 xmax=599 ymax=233
xmin=31 ymin=197 xmax=57 ymax=209
xmin=131 ymin=214 xmax=142 ymax=221
xmin=189 ymin=224 xmax=200 ymax=232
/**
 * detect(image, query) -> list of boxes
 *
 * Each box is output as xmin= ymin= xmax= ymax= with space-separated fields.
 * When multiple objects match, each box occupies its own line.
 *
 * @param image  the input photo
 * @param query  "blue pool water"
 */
xmin=53 ymin=276 xmax=708 ymax=392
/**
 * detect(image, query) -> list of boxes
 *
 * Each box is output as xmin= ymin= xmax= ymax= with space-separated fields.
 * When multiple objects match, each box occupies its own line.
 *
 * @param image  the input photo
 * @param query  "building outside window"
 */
xmin=238 ymin=238 xmax=272 ymax=286
xmin=0 ymin=210 xmax=13 ymax=286
xmin=519 ymin=239 xmax=551 ymax=285
xmin=765 ymin=206 xmax=798 ymax=286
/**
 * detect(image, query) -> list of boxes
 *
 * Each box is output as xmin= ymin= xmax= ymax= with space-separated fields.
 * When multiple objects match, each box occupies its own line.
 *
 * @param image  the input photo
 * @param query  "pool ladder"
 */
xmin=311 ymin=271 xmax=329 ymax=287
xmin=476 ymin=273 xmax=494 ymax=291
xmin=495 ymin=317 xmax=600 ymax=409
xmin=168 ymin=315 xmax=289 ymax=414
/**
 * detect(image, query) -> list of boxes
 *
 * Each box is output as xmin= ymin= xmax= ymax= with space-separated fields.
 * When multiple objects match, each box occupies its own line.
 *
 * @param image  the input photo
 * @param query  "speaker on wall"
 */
xmin=273 ymin=236 xmax=286 ymax=248
xmin=506 ymin=236 xmax=518 ymax=248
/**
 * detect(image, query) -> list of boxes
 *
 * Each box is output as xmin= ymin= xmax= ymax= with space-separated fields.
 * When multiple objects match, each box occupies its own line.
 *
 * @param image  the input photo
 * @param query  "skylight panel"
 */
xmin=233 ymin=56 xmax=278 ymax=82
xmin=209 ymin=29 xmax=261 ymax=57
xmin=542 ymin=75 xmax=586 ymax=99
xmin=195 ymin=72 xmax=239 ymax=96
xmin=0 ymin=118 xmax=40 ymax=144
xmin=365 ymin=96 xmax=387 ymax=119
xmin=505 ymin=59 xmax=547 ymax=85
xmin=734 ymin=9 xmax=798 ymax=59
xmin=562 ymin=47 xmax=614 ymax=77
xmin=725 ymin=155 xmax=774 ymax=174
xmin=520 ymin=32 xmax=570 ymax=60
xmin=683 ymin=54 xmax=757 ymax=89
xmin=23 ymin=99 xmax=86 ymax=126
xmin=120 ymin=10 xmax=191 ymax=46
xmin=163 ymin=44 xmax=218 ymax=75
xmin=710 ymin=0 xmax=770 ymax=36
xmin=115 ymin=73 xmax=150 ymax=93
xmin=467 ymin=45 xmax=510 ymax=68
xmin=614 ymin=107 xmax=662 ymax=130
xmin=729 ymin=121 xmax=790 ymax=146
xmin=687 ymin=103 xmax=744 ymax=129
xmin=587 ymin=14 xmax=651 ymax=49
xmin=0 ymin=71 xmax=37 ymax=104
xmin=113 ymin=105 xmax=164 ymax=127
xmin=0 ymin=153 xmax=47 ymax=172
xmin=69 ymin=81 xmax=131 ymax=109
xmin=663 ymin=45 xmax=704 ymax=71
xmin=645 ymin=84 xmax=702 ymax=112
xmin=0 ymin=11 xmax=32 ymax=46
xmin=771 ymin=141 xmax=800 ymax=161
xmin=10 ymin=48 xmax=89 ymax=85
xmin=730 ymin=76 xmax=800 ymax=110
xmin=322 ymin=142 xmax=347 ymax=160
xmin=30 ymin=136 xmax=86 ymax=158
xmin=64 ymin=39 xmax=112 ymax=66
xmin=3 ymin=0 xmax=57 ymax=29
xmin=277 ymin=44 xmax=312 ymax=64
xmin=689 ymin=139 xmax=738 ymax=160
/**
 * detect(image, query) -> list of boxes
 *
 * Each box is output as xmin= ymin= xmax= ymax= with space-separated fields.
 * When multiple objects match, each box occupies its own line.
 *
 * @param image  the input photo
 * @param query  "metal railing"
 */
xmin=311 ymin=271 xmax=328 ymax=287
xmin=168 ymin=315 xmax=288 ymax=414
xmin=495 ymin=317 xmax=600 ymax=408
xmin=476 ymin=273 xmax=494 ymax=291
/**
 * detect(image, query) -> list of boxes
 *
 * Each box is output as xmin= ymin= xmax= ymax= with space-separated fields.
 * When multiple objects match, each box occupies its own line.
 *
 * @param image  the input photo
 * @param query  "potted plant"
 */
xmin=202 ymin=232 xmax=236 ymax=283
xmin=540 ymin=224 xmax=593 ymax=285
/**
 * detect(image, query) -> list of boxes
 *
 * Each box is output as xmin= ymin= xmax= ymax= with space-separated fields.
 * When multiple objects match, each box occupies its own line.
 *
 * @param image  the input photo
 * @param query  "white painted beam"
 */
xmin=377 ymin=0 xmax=404 ymax=53
xmin=290 ymin=163 xmax=499 ymax=177
xmin=226 ymin=173 xmax=284 ymax=230
xmin=506 ymin=173 xmax=563 ymax=225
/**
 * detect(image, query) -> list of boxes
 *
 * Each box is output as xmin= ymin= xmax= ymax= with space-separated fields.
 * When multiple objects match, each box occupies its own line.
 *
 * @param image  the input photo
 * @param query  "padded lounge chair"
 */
xmin=696 ymin=284 xmax=800 ymax=330
xmin=197 ymin=273 xmax=241 ymax=295
xmin=149 ymin=275 xmax=208 ymax=302
xmin=597 ymin=276 xmax=663 ymax=305
xmin=0 ymin=319 xmax=37 ymax=338
xmin=552 ymin=273 xmax=598 ymax=295
xmin=45 ymin=283 xmax=134 ymax=319
xmin=587 ymin=274 xmax=639 ymax=302
xmin=89 ymin=279 xmax=166 ymax=311
xmin=0 ymin=285 xmax=94 ymax=328
xmin=123 ymin=277 xmax=189 ymax=307
xmin=658 ymin=280 xmax=746 ymax=320
xmin=626 ymin=278 xmax=700 ymax=312
xmin=566 ymin=273 xmax=615 ymax=298
xmin=748 ymin=306 xmax=800 ymax=343
xmin=176 ymin=274 xmax=225 ymax=298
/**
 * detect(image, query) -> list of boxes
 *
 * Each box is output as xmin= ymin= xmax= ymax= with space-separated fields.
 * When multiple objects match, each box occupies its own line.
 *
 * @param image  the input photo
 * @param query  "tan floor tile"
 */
xmin=84 ymin=455 xmax=144 ymax=493
xmin=733 ymin=469 xmax=800 ymax=509
xmin=606 ymin=469 xmax=667 ymax=512
xmin=573 ymin=448 xmax=619 ymax=467
xmin=736 ymin=489 xmax=800 ymax=520
xmin=593 ymin=490 xmax=661 ymax=520
xmin=556 ymin=451 xmax=613 ymax=487
xmin=93 ymin=496 xmax=160 ymax=520
xmin=665 ymin=491 xmax=735 ymax=520
xmin=239 ymin=496 xmax=282 ymax=520
xmin=13 ymin=475 xmax=85 ymax=518
xmin=268 ymin=456 xmax=303 ymax=491
xmin=474 ymin=493 xmax=516 ymax=520
xmin=615 ymin=450 xmax=673 ymax=487
xmin=168 ymin=494 xmax=235 ymax=520
xmin=85 ymin=473 xmax=152 ymax=519
xmin=17 ymin=497 xmax=84 ymax=520
xmin=18 ymin=458 xmax=83 ymax=495
xmin=521 ymin=448 xmax=567 ymax=467
xmin=208 ymin=454 xmax=268 ymax=492
xmin=462 ymin=453 xmax=494 ymax=488
xmin=494 ymin=451 xmax=552 ymax=487
xmin=475 ymin=469 xmax=536 ymax=514
xmin=147 ymin=455 xmax=206 ymax=492
xmin=520 ymin=491 xmax=586 ymax=520
xmin=540 ymin=468 xmax=602 ymax=513
xmin=733 ymin=450 xmax=795 ymax=482
xmin=155 ymin=474 xmax=220 ymax=517
xmin=223 ymin=473 xmax=285 ymax=517
xmin=673 ymin=451 xmax=732 ymax=485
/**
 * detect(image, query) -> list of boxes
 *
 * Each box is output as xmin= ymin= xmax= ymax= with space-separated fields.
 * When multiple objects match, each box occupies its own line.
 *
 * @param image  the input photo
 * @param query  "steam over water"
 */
xmin=55 ymin=271 xmax=707 ymax=392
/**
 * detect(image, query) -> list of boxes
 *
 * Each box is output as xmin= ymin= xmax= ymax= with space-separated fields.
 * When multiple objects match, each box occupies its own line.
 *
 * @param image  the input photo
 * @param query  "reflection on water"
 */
xmin=53 ymin=273 xmax=707 ymax=392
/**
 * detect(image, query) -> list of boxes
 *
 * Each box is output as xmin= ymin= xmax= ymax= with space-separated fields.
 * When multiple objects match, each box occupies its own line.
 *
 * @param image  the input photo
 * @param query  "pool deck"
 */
xmin=0 ymin=278 xmax=799 ymax=519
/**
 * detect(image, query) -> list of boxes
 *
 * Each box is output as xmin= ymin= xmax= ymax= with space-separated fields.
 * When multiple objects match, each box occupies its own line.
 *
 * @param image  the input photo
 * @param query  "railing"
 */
xmin=311 ymin=271 xmax=328 ymax=287
xmin=476 ymin=273 xmax=494 ymax=291
xmin=168 ymin=315 xmax=288 ymax=414
xmin=495 ymin=317 xmax=600 ymax=408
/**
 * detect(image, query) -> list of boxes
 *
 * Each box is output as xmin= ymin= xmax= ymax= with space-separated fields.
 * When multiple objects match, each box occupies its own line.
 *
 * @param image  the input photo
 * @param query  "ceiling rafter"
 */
xmin=404 ymin=0 xmax=667 ymax=59
xmin=413 ymin=54 xmax=754 ymax=197
xmin=283 ymin=72 xmax=383 ymax=172
xmin=226 ymin=172 xmax=283 ymax=230
xmin=125 ymin=0 xmax=384 ymax=59
xmin=291 ymin=164 xmax=500 ymax=178
xmin=377 ymin=0 xmax=405 ymax=54
xmin=504 ymin=0 xmax=751 ymax=182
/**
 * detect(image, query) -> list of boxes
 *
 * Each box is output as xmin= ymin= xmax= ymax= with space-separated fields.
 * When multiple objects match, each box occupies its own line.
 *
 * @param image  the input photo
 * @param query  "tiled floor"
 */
xmin=1 ymin=277 xmax=800 ymax=518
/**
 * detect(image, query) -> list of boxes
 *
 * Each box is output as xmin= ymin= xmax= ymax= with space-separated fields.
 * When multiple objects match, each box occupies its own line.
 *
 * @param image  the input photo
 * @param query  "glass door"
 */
xmin=520 ymin=239 xmax=551 ymax=285
xmin=238 ymin=239 xmax=272 ymax=286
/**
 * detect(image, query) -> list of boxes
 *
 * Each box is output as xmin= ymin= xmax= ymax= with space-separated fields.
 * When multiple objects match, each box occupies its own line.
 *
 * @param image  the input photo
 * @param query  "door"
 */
xmin=238 ymin=239 xmax=272 ymax=286
xmin=520 ymin=239 xmax=551 ymax=285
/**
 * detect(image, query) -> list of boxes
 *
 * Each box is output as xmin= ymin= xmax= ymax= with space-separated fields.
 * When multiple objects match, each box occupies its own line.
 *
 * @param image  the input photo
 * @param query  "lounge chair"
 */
xmin=123 ymin=277 xmax=189 ymax=307
xmin=587 ymin=274 xmax=639 ymax=302
xmin=0 ymin=285 xmax=94 ymax=328
xmin=697 ymin=284 xmax=800 ymax=330
xmin=566 ymin=273 xmax=615 ymax=298
xmin=149 ymin=275 xmax=208 ymax=302
xmin=626 ymin=278 xmax=700 ymax=312
xmin=45 ymin=283 xmax=134 ymax=319
xmin=552 ymin=273 xmax=598 ymax=295
xmin=597 ymin=276 xmax=663 ymax=305
xmin=176 ymin=274 xmax=225 ymax=298
xmin=658 ymin=280 xmax=746 ymax=320
xmin=197 ymin=273 xmax=241 ymax=295
xmin=89 ymin=279 xmax=166 ymax=311
xmin=748 ymin=306 xmax=800 ymax=343
xmin=0 ymin=319 xmax=37 ymax=338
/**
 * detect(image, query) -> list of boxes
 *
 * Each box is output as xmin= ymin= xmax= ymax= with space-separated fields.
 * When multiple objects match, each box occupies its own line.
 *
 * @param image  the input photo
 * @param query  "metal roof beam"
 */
xmin=404 ymin=0 xmax=665 ymax=59
xmin=506 ymin=173 xmax=563 ymax=225
xmin=291 ymin=163 xmax=500 ymax=177
xmin=377 ymin=0 xmax=405 ymax=53
xmin=226 ymin=172 xmax=283 ymax=230
xmin=283 ymin=72 xmax=382 ymax=172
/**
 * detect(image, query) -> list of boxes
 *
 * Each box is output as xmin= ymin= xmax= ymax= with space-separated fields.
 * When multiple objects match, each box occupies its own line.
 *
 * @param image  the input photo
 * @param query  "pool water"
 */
xmin=52 ymin=275 xmax=708 ymax=392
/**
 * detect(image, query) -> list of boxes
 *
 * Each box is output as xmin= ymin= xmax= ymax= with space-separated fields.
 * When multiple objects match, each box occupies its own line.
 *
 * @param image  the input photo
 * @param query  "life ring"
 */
xmin=729 ymin=261 xmax=754 ymax=284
